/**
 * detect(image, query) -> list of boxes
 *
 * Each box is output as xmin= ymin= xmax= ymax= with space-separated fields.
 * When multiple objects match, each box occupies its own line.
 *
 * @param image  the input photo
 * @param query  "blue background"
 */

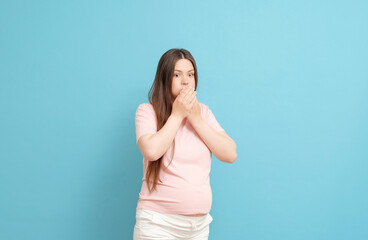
xmin=1 ymin=0 xmax=367 ymax=239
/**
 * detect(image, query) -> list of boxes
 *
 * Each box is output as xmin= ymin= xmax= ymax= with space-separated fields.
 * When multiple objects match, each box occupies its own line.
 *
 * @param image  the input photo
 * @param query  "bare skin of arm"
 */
xmin=137 ymin=114 xmax=182 ymax=161
xmin=137 ymin=87 xmax=197 ymax=161
xmin=190 ymin=117 xmax=237 ymax=163
xmin=186 ymin=96 xmax=237 ymax=163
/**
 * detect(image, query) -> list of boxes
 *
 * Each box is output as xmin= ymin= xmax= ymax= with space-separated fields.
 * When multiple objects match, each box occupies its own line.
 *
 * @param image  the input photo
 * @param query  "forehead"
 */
xmin=174 ymin=59 xmax=194 ymax=72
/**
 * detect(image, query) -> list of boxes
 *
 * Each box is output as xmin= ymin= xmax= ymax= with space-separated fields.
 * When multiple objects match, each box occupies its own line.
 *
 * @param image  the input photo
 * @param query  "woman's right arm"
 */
xmin=137 ymin=86 xmax=196 ymax=161
xmin=137 ymin=114 xmax=182 ymax=161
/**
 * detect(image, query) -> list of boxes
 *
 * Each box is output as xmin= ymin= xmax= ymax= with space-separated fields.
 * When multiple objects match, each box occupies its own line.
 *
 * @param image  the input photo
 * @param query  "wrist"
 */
xmin=170 ymin=113 xmax=184 ymax=123
xmin=188 ymin=114 xmax=203 ymax=126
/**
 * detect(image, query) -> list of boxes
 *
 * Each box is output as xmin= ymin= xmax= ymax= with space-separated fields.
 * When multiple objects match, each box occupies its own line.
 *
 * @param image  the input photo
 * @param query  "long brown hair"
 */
xmin=145 ymin=48 xmax=198 ymax=193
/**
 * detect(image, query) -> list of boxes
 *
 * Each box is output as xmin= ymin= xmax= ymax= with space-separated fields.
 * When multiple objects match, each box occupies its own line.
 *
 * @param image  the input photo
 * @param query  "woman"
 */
xmin=134 ymin=48 xmax=237 ymax=239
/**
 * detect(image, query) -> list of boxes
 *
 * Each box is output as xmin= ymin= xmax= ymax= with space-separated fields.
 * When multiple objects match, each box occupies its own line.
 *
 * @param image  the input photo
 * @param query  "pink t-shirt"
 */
xmin=135 ymin=102 xmax=224 ymax=215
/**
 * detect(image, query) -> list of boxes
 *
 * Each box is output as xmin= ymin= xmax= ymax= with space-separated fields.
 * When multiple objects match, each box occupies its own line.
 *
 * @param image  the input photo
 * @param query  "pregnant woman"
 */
xmin=134 ymin=48 xmax=237 ymax=239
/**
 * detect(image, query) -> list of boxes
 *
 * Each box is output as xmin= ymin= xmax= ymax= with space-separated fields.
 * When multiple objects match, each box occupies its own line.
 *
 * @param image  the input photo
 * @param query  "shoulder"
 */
xmin=137 ymin=102 xmax=153 ymax=109
xmin=199 ymin=102 xmax=209 ymax=110
xmin=199 ymin=102 xmax=220 ymax=118
xmin=135 ymin=102 xmax=155 ymax=115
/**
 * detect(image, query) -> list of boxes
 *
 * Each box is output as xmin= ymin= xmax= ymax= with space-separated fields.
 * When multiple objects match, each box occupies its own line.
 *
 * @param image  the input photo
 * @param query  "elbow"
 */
xmin=232 ymin=152 xmax=237 ymax=163
xmin=139 ymin=146 xmax=157 ymax=162
xmin=227 ymin=152 xmax=237 ymax=164
xmin=218 ymin=143 xmax=237 ymax=163
xmin=146 ymin=151 xmax=159 ymax=162
xmin=146 ymin=147 xmax=162 ymax=162
xmin=219 ymin=151 xmax=237 ymax=163
xmin=227 ymin=144 xmax=237 ymax=163
xmin=138 ymin=135 xmax=159 ymax=161
xmin=144 ymin=142 xmax=164 ymax=162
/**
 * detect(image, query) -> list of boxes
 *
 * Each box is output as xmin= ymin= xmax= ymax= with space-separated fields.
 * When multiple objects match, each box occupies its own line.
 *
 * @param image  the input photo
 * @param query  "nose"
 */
xmin=181 ymin=76 xmax=189 ymax=84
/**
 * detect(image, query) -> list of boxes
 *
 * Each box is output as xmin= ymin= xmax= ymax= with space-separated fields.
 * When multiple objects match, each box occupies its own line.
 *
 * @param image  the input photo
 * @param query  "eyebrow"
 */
xmin=174 ymin=69 xmax=195 ymax=72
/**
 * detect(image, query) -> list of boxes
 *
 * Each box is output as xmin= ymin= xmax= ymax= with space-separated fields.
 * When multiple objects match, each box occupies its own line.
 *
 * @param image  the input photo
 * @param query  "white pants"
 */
xmin=133 ymin=208 xmax=213 ymax=240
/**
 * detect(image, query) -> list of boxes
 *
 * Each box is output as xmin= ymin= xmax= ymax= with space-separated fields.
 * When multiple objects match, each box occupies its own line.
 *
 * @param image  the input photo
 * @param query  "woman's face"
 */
xmin=171 ymin=58 xmax=196 ymax=99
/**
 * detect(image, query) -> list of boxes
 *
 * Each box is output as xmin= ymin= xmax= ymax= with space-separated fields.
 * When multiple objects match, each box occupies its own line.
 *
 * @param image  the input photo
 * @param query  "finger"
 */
xmin=181 ymin=89 xmax=191 ymax=102
xmin=179 ymin=88 xmax=186 ymax=96
xmin=178 ymin=87 xmax=194 ymax=104
xmin=184 ymin=88 xmax=195 ymax=101
xmin=178 ymin=88 xmax=188 ymax=100
xmin=178 ymin=87 xmax=190 ymax=99
xmin=183 ymin=86 xmax=191 ymax=92
xmin=181 ymin=86 xmax=189 ymax=93
xmin=184 ymin=92 xmax=195 ymax=106
xmin=187 ymin=90 xmax=196 ymax=103
xmin=184 ymin=86 xmax=193 ymax=92
xmin=189 ymin=95 xmax=196 ymax=106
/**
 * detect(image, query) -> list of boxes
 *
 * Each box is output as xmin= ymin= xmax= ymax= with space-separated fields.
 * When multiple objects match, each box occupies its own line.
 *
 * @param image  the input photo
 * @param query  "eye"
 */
xmin=189 ymin=73 xmax=194 ymax=77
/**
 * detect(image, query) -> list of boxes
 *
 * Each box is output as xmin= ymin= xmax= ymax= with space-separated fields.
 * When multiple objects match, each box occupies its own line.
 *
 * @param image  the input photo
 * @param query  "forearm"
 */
xmin=147 ymin=114 xmax=183 ymax=161
xmin=190 ymin=118 xmax=237 ymax=163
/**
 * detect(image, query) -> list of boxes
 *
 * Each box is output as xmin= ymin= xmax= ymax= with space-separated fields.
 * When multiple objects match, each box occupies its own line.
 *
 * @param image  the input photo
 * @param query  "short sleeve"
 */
xmin=206 ymin=105 xmax=224 ymax=132
xmin=135 ymin=103 xmax=158 ymax=144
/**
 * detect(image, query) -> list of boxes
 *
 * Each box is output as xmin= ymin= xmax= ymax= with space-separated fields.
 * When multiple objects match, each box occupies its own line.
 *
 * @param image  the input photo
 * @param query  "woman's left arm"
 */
xmin=190 ymin=119 xmax=237 ymax=163
xmin=188 ymin=99 xmax=237 ymax=163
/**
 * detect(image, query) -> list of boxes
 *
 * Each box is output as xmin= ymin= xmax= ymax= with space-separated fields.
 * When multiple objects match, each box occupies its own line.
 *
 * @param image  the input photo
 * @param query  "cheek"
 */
xmin=191 ymin=79 xmax=196 ymax=86
xmin=173 ymin=82 xmax=181 ymax=91
xmin=171 ymin=84 xmax=180 ymax=96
